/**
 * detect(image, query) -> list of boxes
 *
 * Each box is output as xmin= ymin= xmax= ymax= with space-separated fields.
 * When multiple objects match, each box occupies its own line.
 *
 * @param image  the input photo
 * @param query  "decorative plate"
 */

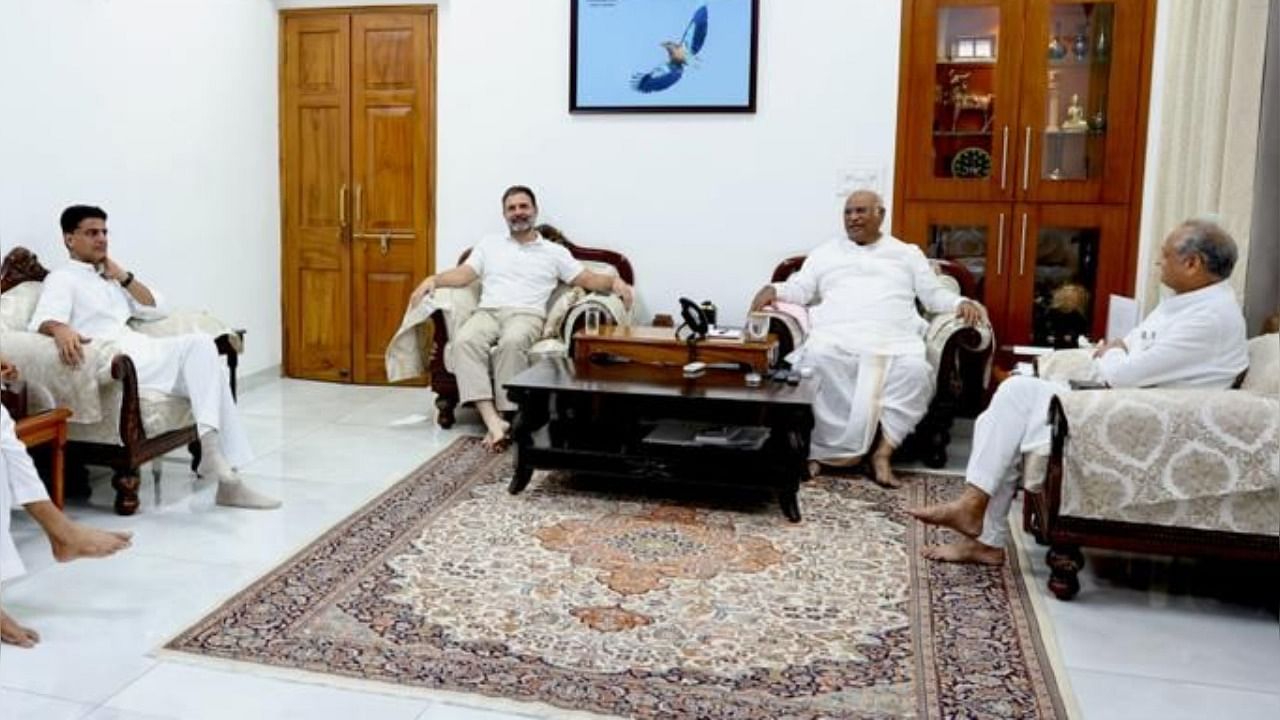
xmin=951 ymin=147 xmax=992 ymax=178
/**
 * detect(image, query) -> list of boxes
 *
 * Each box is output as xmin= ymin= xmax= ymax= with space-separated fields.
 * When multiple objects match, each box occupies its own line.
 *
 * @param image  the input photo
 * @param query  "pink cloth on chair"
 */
xmin=769 ymin=301 xmax=810 ymax=335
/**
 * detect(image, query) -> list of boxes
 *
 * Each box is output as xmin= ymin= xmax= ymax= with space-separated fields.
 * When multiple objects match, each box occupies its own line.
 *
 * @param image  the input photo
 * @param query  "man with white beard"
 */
xmin=750 ymin=190 xmax=986 ymax=487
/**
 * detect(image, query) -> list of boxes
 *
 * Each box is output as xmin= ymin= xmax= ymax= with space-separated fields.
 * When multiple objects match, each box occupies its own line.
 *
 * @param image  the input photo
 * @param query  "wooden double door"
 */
xmin=281 ymin=8 xmax=436 ymax=383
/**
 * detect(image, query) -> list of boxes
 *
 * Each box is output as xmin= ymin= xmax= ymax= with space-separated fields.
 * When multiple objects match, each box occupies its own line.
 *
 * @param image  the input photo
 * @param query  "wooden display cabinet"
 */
xmin=894 ymin=0 xmax=1156 ymax=351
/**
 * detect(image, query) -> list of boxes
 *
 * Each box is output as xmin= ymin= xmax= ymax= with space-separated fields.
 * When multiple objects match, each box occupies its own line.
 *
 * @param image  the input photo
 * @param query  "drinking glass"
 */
xmin=584 ymin=307 xmax=602 ymax=335
xmin=745 ymin=312 xmax=770 ymax=342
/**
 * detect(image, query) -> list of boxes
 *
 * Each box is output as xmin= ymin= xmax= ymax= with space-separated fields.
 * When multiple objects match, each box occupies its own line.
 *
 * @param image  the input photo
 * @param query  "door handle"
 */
xmin=380 ymin=235 xmax=389 ymax=255
xmin=999 ymin=125 xmax=1009 ymax=189
xmin=1019 ymin=213 xmax=1028 ymax=276
xmin=338 ymin=184 xmax=347 ymax=228
xmin=996 ymin=213 xmax=1005 ymax=276
xmin=354 ymin=184 xmax=363 ymax=224
xmin=352 ymin=232 xmax=415 ymax=241
xmin=1022 ymin=126 xmax=1032 ymax=191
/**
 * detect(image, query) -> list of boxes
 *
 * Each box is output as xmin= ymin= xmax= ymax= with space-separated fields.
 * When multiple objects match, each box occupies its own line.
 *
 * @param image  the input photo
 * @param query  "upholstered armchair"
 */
xmin=0 ymin=248 xmax=244 ymax=516
xmin=765 ymin=256 xmax=994 ymax=467
xmin=1021 ymin=334 xmax=1280 ymax=600
xmin=428 ymin=236 xmax=635 ymax=428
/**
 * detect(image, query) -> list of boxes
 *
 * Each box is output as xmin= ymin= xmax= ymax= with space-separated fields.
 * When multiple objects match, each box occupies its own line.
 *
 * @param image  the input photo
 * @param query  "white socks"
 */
xmin=198 ymin=430 xmax=281 ymax=510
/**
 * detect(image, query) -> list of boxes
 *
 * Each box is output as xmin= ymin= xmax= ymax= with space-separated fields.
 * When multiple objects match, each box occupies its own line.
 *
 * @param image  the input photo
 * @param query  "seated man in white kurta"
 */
xmin=750 ymin=190 xmax=986 ymax=488
xmin=2 ymin=359 xmax=133 ymax=647
xmin=910 ymin=218 xmax=1248 ymax=565
xmin=408 ymin=186 xmax=634 ymax=451
xmin=28 ymin=205 xmax=278 ymax=510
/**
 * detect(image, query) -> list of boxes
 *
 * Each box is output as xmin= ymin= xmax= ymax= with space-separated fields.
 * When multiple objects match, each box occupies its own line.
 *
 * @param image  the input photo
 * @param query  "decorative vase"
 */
xmin=1072 ymin=26 xmax=1089 ymax=60
xmin=1048 ymin=22 xmax=1067 ymax=60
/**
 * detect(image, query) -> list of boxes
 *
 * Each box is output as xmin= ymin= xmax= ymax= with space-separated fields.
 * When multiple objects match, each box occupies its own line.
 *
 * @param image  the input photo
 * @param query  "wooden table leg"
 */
xmin=50 ymin=423 xmax=67 ymax=509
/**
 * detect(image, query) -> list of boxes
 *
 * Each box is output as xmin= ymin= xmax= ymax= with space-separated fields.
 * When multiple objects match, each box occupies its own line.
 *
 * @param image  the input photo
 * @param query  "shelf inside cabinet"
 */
xmin=1042 ymin=129 xmax=1106 ymax=137
xmin=936 ymin=58 xmax=997 ymax=67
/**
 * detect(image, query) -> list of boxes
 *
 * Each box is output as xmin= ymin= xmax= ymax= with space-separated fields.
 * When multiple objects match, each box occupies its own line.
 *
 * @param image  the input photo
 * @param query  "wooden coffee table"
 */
xmin=504 ymin=358 xmax=815 ymax=521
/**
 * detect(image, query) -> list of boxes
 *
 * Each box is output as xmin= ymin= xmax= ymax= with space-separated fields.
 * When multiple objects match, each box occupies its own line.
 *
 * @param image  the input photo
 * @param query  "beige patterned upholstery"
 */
xmin=1033 ymin=334 xmax=1280 ymax=535
xmin=0 ymin=279 xmax=237 ymax=444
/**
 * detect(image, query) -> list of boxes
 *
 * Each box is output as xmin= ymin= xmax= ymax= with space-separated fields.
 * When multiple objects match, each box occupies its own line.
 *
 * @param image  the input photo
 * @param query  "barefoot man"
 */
xmin=409 ymin=186 xmax=633 ymax=451
xmin=909 ymin=219 xmax=1248 ymax=564
xmin=749 ymin=190 xmax=985 ymax=487
xmin=2 ymin=360 xmax=131 ymax=647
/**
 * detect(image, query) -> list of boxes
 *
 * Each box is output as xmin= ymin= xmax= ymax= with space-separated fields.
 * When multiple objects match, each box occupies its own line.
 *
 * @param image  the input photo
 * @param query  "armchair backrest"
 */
xmin=770 ymin=255 xmax=978 ymax=299
xmin=454 ymin=236 xmax=635 ymax=285
xmin=1 ymin=247 xmax=50 ymax=294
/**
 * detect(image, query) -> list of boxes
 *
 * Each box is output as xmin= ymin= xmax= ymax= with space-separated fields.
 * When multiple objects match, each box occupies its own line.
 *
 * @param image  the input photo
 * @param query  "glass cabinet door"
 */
xmin=1005 ymin=204 xmax=1130 ymax=346
xmin=1017 ymin=0 xmax=1145 ymax=203
xmin=903 ymin=0 xmax=1024 ymax=202
xmin=902 ymin=201 xmax=1014 ymax=338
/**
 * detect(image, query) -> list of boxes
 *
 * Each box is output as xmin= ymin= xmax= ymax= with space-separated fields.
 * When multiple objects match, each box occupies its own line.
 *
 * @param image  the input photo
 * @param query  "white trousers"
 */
xmin=967 ymin=376 xmax=1066 ymax=548
xmin=2 ymin=407 xmax=49 ymax=583
xmin=121 ymin=332 xmax=252 ymax=467
xmin=803 ymin=341 xmax=934 ymax=460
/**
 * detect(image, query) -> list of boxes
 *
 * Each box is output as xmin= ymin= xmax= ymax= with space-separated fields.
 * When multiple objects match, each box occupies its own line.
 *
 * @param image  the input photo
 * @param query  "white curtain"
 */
xmin=1144 ymin=0 xmax=1271 ymax=310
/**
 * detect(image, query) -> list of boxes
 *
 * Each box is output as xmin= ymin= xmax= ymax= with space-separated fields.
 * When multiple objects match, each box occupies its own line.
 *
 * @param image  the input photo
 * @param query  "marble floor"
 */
xmin=1 ymin=378 xmax=1276 ymax=719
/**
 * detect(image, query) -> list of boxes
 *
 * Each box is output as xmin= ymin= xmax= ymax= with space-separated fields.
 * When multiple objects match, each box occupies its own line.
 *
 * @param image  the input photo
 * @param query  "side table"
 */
xmin=573 ymin=325 xmax=779 ymax=373
xmin=15 ymin=408 xmax=73 ymax=509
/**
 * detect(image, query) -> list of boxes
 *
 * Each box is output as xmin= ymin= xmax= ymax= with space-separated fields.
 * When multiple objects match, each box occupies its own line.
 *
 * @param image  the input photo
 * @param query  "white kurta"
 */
xmin=777 ymin=236 xmax=964 ymax=459
xmin=970 ymin=280 xmax=1249 ymax=548
xmin=2 ymin=407 xmax=49 ymax=582
xmin=28 ymin=261 xmax=252 ymax=466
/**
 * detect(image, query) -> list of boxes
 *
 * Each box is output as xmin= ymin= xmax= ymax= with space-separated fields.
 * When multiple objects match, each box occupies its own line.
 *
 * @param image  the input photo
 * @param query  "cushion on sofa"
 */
xmin=0 ymin=280 xmax=42 ymax=332
xmin=1240 ymin=333 xmax=1279 ymax=395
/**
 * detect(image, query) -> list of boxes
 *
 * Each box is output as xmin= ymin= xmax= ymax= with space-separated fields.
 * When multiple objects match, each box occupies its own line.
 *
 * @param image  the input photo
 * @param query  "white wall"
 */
xmin=0 ymin=0 xmax=280 ymax=374
xmin=279 ymin=0 xmax=904 ymax=327
xmin=2 ymin=0 xmax=905 ymax=377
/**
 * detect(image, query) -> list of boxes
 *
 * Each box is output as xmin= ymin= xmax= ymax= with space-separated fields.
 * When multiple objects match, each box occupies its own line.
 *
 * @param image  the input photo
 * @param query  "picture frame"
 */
xmin=570 ymin=0 xmax=760 ymax=113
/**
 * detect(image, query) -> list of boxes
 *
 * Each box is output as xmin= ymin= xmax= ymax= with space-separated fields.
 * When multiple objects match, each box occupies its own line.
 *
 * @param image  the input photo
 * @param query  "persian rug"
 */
xmin=166 ymin=438 xmax=1074 ymax=719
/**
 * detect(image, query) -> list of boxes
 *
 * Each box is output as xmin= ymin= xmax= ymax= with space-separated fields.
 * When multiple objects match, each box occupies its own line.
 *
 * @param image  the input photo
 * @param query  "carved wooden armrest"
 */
xmin=109 ymin=354 xmax=147 ymax=446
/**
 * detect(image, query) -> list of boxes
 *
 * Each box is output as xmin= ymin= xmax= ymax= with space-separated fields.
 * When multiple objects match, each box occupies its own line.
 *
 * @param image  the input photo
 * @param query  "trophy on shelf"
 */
xmin=1046 ymin=70 xmax=1061 ymax=132
xmin=1062 ymin=94 xmax=1089 ymax=132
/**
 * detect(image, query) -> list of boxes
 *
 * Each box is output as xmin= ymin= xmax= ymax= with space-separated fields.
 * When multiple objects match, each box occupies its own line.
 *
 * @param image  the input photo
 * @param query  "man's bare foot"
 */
xmin=870 ymin=445 xmax=900 ymax=489
xmin=907 ymin=485 xmax=988 ymax=538
xmin=0 ymin=609 xmax=40 ymax=647
xmin=49 ymin=523 xmax=132 ymax=563
xmin=481 ymin=419 xmax=512 ymax=453
xmin=920 ymin=536 xmax=1005 ymax=566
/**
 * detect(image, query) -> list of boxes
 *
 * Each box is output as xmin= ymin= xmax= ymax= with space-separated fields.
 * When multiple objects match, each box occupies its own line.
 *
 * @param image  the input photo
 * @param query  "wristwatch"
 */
xmin=120 ymin=271 xmax=135 ymax=288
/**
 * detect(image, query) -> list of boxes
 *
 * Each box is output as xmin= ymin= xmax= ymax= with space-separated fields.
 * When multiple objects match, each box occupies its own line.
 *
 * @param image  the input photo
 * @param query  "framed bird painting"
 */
xmin=570 ymin=0 xmax=759 ymax=113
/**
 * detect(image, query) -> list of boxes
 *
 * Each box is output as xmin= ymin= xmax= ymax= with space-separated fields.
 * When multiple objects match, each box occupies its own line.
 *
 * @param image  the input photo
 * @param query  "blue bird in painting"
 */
xmin=631 ymin=5 xmax=709 ymax=94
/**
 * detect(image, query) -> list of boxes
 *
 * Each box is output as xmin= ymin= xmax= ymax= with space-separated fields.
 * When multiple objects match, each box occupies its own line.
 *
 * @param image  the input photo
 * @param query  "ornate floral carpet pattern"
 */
xmin=166 ymin=438 xmax=1070 ymax=719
